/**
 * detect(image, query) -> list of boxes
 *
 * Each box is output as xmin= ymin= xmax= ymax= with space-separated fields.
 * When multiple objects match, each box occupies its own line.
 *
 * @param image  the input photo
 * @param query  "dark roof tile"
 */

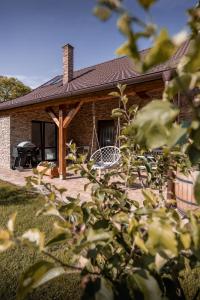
xmin=0 ymin=41 xmax=190 ymax=111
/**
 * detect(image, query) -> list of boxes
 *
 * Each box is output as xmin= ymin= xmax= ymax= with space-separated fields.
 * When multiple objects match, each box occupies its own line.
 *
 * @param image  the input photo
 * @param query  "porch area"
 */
xmin=2 ymin=80 xmax=164 ymax=179
xmin=0 ymin=168 xmax=145 ymax=202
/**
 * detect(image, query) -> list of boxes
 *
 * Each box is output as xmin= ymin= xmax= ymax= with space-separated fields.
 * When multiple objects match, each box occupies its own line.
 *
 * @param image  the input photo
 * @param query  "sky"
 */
xmin=0 ymin=0 xmax=197 ymax=88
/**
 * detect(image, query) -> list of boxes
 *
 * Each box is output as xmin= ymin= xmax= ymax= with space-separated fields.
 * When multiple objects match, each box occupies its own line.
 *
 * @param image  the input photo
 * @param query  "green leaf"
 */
xmin=93 ymin=6 xmax=111 ymax=21
xmin=7 ymin=212 xmax=17 ymax=233
xmin=128 ymin=270 xmax=163 ymax=300
xmin=190 ymin=213 xmax=200 ymax=249
xmin=87 ymin=228 xmax=112 ymax=243
xmin=155 ymin=253 xmax=167 ymax=272
xmin=93 ymin=220 xmax=110 ymax=230
xmin=0 ymin=229 xmax=13 ymax=252
xmin=142 ymin=29 xmax=176 ymax=72
xmin=145 ymin=218 xmax=178 ymax=256
xmin=134 ymin=233 xmax=148 ymax=253
xmin=182 ymin=37 xmax=200 ymax=73
xmin=112 ymin=108 xmax=123 ymax=118
xmin=180 ymin=233 xmax=191 ymax=249
xmin=194 ymin=173 xmax=200 ymax=204
xmin=109 ymin=91 xmax=120 ymax=97
xmin=117 ymin=13 xmax=132 ymax=36
xmin=45 ymin=232 xmax=71 ymax=247
xmin=17 ymin=261 xmax=65 ymax=300
xmin=138 ymin=0 xmax=157 ymax=10
xmin=116 ymin=38 xmax=140 ymax=62
xmin=21 ymin=229 xmax=45 ymax=250
xmin=127 ymin=100 xmax=184 ymax=149
xmin=142 ymin=189 xmax=159 ymax=207
xmin=167 ymin=125 xmax=187 ymax=147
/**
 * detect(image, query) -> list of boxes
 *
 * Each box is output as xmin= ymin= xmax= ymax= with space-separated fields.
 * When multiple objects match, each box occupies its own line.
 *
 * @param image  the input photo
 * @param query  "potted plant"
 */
xmin=36 ymin=161 xmax=59 ymax=179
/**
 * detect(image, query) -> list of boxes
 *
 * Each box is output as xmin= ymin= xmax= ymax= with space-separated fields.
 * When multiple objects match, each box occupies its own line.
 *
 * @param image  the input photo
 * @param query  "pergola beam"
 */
xmin=46 ymin=107 xmax=59 ymax=127
xmin=63 ymin=101 xmax=83 ymax=128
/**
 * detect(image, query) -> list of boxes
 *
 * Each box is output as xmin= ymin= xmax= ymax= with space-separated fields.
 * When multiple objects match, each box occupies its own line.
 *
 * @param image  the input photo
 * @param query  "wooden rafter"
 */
xmin=46 ymin=107 xmax=59 ymax=127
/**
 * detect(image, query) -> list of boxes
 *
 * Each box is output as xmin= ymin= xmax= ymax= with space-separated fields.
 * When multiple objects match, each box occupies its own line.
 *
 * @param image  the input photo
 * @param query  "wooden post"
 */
xmin=59 ymin=105 xmax=66 ymax=179
xmin=47 ymin=102 xmax=83 ymax=180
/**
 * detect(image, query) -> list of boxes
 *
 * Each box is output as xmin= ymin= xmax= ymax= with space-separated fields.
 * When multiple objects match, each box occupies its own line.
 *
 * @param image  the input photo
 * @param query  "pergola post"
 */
xmin=46 ymin=102 xmax=83 ymax=180
xmin=59 ymin=105 xmax=67 ymax=179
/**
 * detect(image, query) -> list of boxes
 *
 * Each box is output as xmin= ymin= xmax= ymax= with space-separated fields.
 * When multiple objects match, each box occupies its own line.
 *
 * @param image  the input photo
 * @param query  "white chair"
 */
xmin=90 ymin=146 xmax=121 ymax=175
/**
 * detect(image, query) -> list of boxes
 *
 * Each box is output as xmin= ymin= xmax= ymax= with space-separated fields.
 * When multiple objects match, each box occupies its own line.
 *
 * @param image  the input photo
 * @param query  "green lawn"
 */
xmin=0 ymin=180 xmax=81 ymax=300
xmin=0 ymin=180 xmax=199 ymax=300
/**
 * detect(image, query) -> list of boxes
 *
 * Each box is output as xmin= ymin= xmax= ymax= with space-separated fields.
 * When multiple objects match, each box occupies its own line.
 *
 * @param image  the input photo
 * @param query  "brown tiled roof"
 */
xmin=0 ymin=41 xmax=189 ymax=111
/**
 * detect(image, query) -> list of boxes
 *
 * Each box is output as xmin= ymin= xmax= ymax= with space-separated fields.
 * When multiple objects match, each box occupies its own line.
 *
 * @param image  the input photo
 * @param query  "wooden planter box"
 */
xmin=37 ymin=165 xmax=59 ymax=179
xmin=174 ymin=171 xmax=200 ymax=214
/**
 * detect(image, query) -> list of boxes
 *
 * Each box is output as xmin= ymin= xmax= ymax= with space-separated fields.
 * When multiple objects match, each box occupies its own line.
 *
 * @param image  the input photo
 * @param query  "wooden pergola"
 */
xmin=0 ymin=76 xmax=165 ymax=179
xmin=42 ymin=78 xmax=164 ymax=179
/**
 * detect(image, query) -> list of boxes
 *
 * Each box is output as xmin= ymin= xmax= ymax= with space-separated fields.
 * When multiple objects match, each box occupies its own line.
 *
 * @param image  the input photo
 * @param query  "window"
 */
xmin=32 ymin=121 xmax=57 ymax=161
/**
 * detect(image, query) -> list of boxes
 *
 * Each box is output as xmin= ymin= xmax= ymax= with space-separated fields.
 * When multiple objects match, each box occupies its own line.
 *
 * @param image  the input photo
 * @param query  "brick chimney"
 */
xmin=62 ymin=44 xmax=74 ymax=85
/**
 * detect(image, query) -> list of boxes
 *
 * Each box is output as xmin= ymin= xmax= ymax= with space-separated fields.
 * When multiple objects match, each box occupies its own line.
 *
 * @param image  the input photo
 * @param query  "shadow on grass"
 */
xmin=0 ymin=184 xmax=40 ymax=206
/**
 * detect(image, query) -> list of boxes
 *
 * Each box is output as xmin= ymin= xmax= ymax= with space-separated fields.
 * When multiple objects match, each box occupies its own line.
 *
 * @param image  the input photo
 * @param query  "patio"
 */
xmin=0 ymin=168 xmax=145 ymax=203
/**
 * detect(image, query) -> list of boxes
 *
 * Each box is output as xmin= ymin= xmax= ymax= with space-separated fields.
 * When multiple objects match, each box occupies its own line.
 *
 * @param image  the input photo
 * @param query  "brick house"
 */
xmin=0 ymin=42 xmax=190 ymax=179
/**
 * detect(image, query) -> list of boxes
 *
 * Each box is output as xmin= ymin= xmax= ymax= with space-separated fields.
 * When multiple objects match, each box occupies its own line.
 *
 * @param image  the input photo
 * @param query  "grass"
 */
xmin=0 ymin=180 xmax=81 ymax=300
xmin=0 ymin=180 xmax=199 ymax=300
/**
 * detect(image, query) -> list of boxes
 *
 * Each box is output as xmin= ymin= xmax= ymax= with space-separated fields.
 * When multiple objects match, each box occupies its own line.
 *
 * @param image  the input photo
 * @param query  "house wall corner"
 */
xmin=0 ymin=115 xmax=11 ymax=169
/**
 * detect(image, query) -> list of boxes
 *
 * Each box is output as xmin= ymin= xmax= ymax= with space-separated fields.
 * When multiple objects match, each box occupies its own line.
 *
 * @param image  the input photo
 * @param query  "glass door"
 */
xmin=32 ymin=121 xmax=42 ymax=161
xmin=32 ymin=121 xmax=57 ymax=161
xmin=98 ymin=120 xmax=115 ymax=148
xmin=44 ymin=122 xmax=57 ymax=161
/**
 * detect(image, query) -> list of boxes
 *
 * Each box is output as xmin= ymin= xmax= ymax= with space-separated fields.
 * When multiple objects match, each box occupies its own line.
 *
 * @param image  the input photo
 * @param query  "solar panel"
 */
xmin=42 ymin=76 xmax=62 ymax=87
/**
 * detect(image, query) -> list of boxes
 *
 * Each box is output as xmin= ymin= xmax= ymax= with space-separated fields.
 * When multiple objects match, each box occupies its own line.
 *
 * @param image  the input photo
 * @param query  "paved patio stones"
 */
xmin=0 ymin=168 xmax=146 ymax=203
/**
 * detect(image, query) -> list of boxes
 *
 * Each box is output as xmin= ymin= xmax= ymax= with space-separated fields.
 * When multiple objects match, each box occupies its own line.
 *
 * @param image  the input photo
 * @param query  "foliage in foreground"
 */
xmin=0 ymin=163 xmax=199 ymax=300
xmin=0 ymin=180 xmax=81 ymax=300
xmin=0 ymin=0 xmax=200 ymax=299
xmin=95 ymin=0 xmax=200 ymax=193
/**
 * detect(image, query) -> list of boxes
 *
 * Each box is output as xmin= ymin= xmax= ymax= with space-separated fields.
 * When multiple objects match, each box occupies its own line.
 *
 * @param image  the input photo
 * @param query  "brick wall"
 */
xmin=10 ymin=109 xmax=51 ymax=149
xmin=68 ymin=90 xmax=160 ymax=150
xmin=0 ymin=115 xmax=11 ymax=169
xmin=9 ymin=109 xmax=52 ymax=167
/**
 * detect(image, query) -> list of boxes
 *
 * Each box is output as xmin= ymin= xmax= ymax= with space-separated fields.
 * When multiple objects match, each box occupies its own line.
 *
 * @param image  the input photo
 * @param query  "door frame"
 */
xmin=32 ymin=120 xmax=57 ymax=161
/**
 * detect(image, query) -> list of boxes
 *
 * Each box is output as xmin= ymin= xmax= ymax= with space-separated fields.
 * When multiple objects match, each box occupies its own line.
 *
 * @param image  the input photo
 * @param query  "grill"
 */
xmin=12 ymin=141 xmax=39 ymax=170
